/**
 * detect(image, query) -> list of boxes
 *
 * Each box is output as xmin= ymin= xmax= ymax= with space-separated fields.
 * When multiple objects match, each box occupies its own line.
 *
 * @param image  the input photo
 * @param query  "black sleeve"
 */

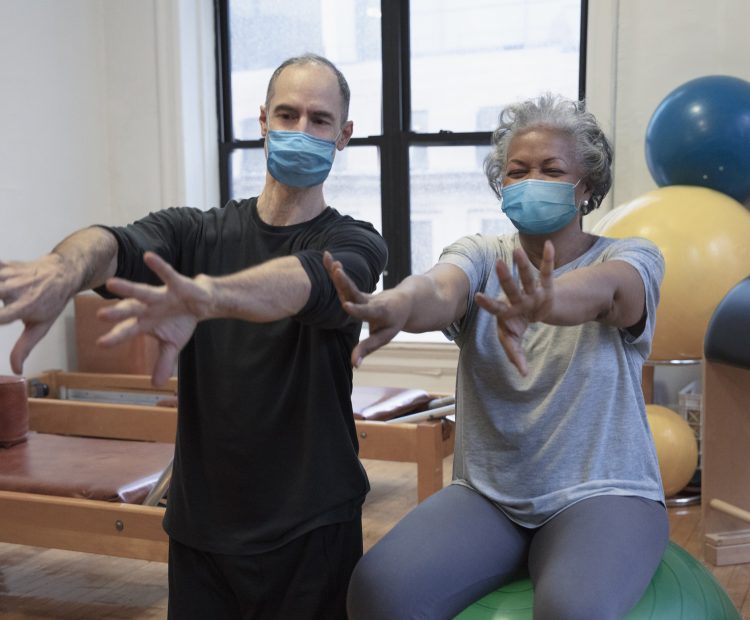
xmin=294 ymin=220 xmax=388 ymax=329
xmin=92 ymin=208 xmax=202 ymax=298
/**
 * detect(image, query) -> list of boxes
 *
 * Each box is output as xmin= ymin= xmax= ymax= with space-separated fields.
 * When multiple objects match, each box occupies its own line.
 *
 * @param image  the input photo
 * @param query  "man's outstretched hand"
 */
xmin=97 ymin=252 xmax=213 ymax=386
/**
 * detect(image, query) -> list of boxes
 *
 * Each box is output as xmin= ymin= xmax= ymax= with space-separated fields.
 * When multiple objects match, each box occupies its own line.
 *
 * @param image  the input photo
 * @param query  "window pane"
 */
xmin=410 ymin=0 xmax=581 ymax=133
xmin=323 ymin=146 xmax=382 ymax=233
xmin=229 ymin=0 xmax=382 ymax=140
xmin=230 ymin=148 xmax=265 ymax=200
xmin=410 ymin=146 xmax=515 ymax=274
xmin=229 ymin=146 xmax=382 ymax=235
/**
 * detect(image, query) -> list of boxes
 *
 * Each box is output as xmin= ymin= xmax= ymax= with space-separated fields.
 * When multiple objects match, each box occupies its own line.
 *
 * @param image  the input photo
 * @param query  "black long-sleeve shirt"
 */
xmin=100 ymin=198 xmax=388 ymax=553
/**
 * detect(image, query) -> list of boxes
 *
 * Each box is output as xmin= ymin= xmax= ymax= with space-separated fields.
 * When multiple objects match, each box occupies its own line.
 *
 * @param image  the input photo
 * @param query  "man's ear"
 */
xmin=336 ymin=120 xmax=354 ymax=150
xmin=259 ymin=105 xmax=268 ymax=137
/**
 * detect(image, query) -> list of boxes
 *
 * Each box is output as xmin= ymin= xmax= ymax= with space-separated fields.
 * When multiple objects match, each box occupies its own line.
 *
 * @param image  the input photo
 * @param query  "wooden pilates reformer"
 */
xmin=0 ymin=381 xmax=176 ymax=562
xmin=29 ymin=370 xmax=455 ymax=503
xmin=0 ymin=371 xmax=452 ymax=564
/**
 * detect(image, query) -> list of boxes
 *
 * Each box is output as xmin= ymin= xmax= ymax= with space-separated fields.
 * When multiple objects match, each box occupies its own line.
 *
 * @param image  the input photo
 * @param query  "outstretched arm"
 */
xmin=324 ymin=251 xmax=469 ymax=367
xmin=0 ymin=227 xmax=118 ymax=373
xmin=98 ymin=251 xmax=313 ymax=385
xmin=475 ymin=240 xmax=648 ymax=375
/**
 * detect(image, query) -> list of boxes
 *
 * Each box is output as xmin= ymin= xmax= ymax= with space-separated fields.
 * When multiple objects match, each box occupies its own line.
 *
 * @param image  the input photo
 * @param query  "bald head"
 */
xmin=265 ymin=54 xmax=350 ymax=125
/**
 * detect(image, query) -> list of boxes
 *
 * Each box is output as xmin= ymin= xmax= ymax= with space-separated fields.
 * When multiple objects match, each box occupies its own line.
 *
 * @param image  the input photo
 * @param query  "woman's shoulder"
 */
xmin=597 ymin=234 xmax=659 ymax=250
xmin=443 ymin=232 xmax=517 ymax=257
xmin=590 ymin=235 xmax=665 ymax=279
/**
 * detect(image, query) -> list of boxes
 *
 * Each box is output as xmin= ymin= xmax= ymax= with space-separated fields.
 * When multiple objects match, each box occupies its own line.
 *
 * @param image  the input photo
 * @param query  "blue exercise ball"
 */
xmin=645 ymin=75 xmax=750 ymax=205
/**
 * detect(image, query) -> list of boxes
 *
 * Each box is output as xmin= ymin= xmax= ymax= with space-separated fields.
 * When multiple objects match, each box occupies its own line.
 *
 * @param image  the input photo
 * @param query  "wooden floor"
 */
xmin=1 ymin=457 xmax=749 ymax=619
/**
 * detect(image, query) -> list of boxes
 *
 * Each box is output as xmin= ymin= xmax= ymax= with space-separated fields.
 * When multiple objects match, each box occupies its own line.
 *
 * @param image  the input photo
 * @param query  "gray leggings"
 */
xmin=347 ymin=485 xmax=668 ymax=620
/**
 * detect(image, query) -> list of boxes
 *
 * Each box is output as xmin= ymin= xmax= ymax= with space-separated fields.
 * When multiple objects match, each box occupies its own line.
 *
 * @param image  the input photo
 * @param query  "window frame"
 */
xmin=214 ymin=0 xmax=588 ymax=288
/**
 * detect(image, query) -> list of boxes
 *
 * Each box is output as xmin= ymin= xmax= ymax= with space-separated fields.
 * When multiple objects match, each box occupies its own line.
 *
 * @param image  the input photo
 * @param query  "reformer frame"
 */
xmin=30 ymin=370 xmax=455 ymax=503
xmin=0 ymin=393 xmax=176 ymax=562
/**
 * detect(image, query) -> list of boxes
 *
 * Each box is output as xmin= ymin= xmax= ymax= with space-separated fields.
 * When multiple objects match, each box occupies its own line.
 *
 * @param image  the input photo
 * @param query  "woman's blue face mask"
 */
xmin=265 ymin=130 xmax=337 ymax=188
xmin=500 ymin=179 xmax=580 ymax=234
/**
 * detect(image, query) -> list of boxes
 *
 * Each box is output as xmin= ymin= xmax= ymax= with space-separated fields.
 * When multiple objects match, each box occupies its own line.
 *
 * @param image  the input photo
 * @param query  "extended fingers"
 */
xmin=498 ymin=331 xmax=529 ymax=376
xmin=495 ymin=259 xmax=523 ymax=307
xmin=324 ymin=251 xmax=367 ymax=305
xmin=513 ymin=248 xmax=537 ymax=295
xmin=539 ymin=240 xmax=555 ymax=291
xmin=151 ymin=344 xmax=179 ymax=387
xmin=474 ymin=291 xmax=510 ymax=317
xmin=9 ymin=322 xmax=54 ymax=374
xmin=97 ymin=296 xmax=148 ymax=323
xmin=0 ymin=301 xmax=23 ymax=325
xmin=350 ymin=327 xmax=399 ymax=368
xmin=142 ymin=252 xmax=180 ymax=286
xmin=104 ymin=275 xmax=165 ymax=304
xmin=97 ymin=316 xmax=141 ymax=348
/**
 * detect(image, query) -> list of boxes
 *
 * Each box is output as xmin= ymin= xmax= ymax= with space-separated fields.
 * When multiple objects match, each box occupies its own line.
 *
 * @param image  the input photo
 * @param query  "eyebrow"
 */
xmin=507 ymin=157 xmax=568 ymax=166
xmin=272 ymin=103 xmax=336 ymax=123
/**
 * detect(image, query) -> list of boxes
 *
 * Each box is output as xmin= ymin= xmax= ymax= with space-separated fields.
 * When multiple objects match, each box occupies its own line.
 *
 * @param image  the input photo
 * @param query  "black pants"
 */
xmin=168 ymin=517 xmax=362 ymax=620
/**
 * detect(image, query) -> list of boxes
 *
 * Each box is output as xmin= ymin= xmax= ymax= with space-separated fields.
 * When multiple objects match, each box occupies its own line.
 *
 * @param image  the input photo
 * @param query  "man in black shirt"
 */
xmin=0 ymin=54 xmax=387 ymax=619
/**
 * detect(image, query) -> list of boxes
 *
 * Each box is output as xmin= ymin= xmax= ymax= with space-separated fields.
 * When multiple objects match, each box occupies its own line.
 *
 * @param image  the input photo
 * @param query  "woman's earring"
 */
xmin=580 ymin=199 xmax=590 ymax=215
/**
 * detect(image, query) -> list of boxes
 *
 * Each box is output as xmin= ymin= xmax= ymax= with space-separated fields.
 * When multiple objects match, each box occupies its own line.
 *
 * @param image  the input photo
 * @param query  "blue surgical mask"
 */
xmin=500 ymin=179 xmax=579 ymax=234
xmin=266 ymin=130 xmax=337 ymax=188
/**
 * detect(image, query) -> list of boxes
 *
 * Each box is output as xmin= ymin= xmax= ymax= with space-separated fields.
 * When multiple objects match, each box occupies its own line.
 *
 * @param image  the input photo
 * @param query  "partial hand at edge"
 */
xmin=0 ymin=254 xmax=76 ymax=374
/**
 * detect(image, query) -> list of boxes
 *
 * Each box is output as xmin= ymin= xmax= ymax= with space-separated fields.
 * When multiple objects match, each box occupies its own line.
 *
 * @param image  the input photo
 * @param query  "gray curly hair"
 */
xmin=484 ymin=93 xmax=613 ymax=215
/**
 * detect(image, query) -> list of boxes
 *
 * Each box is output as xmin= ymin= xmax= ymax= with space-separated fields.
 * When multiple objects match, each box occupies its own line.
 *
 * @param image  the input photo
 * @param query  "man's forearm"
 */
xmin=51 ymin=226 xmax=119 ymax=294
xmin=201 ymin=255 xmax=312 ymax=323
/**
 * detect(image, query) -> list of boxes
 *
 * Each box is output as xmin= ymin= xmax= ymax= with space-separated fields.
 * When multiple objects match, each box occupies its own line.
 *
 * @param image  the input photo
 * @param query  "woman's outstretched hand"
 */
xmin=324 ymin=251 xmax=411 ymax=367
xmin=475 ymin=240 xmax=555 ymax=376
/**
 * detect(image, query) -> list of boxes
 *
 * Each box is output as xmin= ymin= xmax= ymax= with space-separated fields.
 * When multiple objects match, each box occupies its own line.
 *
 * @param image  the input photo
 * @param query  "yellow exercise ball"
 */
xmin=593 ymin=186 xmax=750 ymax=360
xmin=646 ymin=404 xmax=699 ymax=497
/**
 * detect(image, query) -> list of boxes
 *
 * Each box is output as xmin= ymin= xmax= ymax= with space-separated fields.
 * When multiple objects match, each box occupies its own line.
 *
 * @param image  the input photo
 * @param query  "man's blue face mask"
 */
xmin=265 ymin=130 xmax=337 ymax=188
xmin=500 ymin=179 xmax=580 ymax=235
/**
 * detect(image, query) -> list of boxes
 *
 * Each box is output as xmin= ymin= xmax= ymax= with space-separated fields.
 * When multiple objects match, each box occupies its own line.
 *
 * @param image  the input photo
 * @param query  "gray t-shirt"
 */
xmin=440 ymin=233 xmax=665 ymax=528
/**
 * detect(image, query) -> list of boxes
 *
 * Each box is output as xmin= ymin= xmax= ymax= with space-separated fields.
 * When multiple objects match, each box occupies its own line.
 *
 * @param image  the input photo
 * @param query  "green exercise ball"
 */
xmin=454 ymin=542 xmax=740 ymax=620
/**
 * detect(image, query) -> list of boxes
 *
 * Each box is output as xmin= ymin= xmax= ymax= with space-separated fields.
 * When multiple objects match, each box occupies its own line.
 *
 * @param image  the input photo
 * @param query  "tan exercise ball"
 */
xmin=646 ymin=404 xmax=698 ymax=497
xmin=593 ymin=186 xmax=750 ymax=360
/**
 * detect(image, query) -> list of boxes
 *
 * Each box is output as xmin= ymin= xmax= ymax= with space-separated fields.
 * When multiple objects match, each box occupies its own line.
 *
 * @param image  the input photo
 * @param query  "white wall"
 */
xmin=0 ymin=0 xmax=113 ymax=375
xmin=0 ymin=0 xmax=217 ymax=377
xmin=101 ymin=1 xmax=164 ymax=226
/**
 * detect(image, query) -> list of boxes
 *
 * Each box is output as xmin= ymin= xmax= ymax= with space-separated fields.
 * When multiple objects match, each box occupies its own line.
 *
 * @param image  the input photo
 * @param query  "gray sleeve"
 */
xmin=602 ymin=237 xmax=665 ymax=354
xmin=437 ymin=234 xmax=506 ymax=341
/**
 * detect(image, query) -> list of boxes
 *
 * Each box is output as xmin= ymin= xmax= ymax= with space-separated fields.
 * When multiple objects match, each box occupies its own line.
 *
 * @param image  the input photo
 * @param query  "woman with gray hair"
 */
xmin=326 ymin=93 xmax=668 ymax=619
